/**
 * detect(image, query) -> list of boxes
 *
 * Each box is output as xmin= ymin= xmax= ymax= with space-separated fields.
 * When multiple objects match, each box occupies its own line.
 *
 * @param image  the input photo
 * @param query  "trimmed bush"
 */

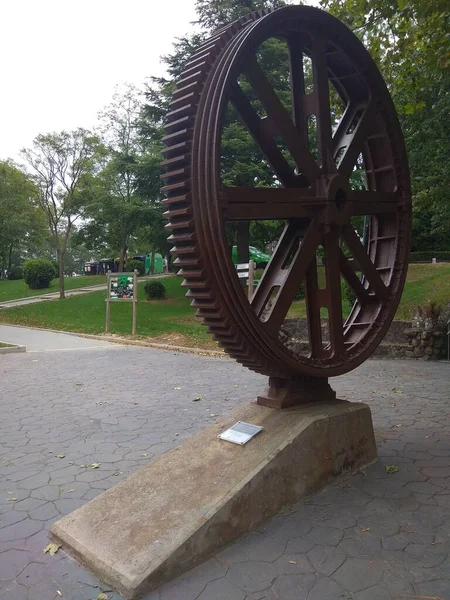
xmin=126 ymin=259 xmax=145 ymax=275
xmin=8 ymin=266 xmax=23 ymax=280
xmin=23 ymin=259 xmax=55 ymax=289
xmin=144 ymin=280 xmax=166 ymax=300
xmin=409 ymin=251 xmax=450 ymax=263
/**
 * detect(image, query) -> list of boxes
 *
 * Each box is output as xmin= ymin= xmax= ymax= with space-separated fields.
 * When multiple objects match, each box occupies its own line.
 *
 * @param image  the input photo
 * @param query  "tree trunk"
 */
xmin=119 ymin=244 xmax=127 ymax=272
xmin=7 ymin=245 xmax=13 ymax=272
xmin=150 ymin=249 xmax=156 ymax=274
xmin=57 ymin=248 xmax=65 ymax=300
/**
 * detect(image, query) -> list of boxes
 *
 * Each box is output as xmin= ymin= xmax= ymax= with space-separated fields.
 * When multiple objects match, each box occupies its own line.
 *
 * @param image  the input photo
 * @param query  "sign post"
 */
xmin=105 ymin=270 xmax=138 ymax=336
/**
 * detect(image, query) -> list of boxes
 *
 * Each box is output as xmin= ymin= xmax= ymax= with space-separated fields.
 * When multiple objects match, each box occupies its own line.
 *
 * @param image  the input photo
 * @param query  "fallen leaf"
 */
xmin=288 ymin=560 xmax=297 ymax=564
xmin=8 ymin=497 xmax=17 ymax=502
xmin=193 ymin=397 xmax=203 ymax=402
xmin=56 ymin=454 xmax=65 ymax=459
xmin=361 ymin=527 xmax=371 ymax=532
xmin=43 ymin=543 xmax=61 ymax=556
xmin=90 ymin=463 xmax=101 ymax=469
xmin=77 ymin=388 xmax=85 ymax=392
xmin=392 ymin=388 xmax=403 ymax=394
xmin=56 ymin=591 xmax=63 ymax=597
xmin=96 ymin=401 xmax=108 ymax=405
xmin=97 ymin=594 xmax=108 ymax=600
xmin=385 ymin=465 xmax=400 ymax=474
xmin=142 ymin=453 xmax=148 ymax=457
xmin=174 ymin=387 xmax=181 ymax=390
xmin=113 ymin=471 xmax=123 ymax=476
xmin=68 ymin=489 xmax=75 ymax=493
xmin=395 ymin=424 xmax=402 ymax=428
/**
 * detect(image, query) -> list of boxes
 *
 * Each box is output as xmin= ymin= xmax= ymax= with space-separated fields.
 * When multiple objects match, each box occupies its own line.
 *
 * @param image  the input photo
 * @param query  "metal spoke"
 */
xmin=323 ymin=227 xmax=344 ymax=356
xmin=304 ymin=256 xmax=324 ymax=358
xmin=311 ymin=38 xmax=335 ymax=174
xmin=335 ymin=101 xmax=376 ymax=177
xmin=287 ymin=37 xmax=307 ymax=139
xmin=230 ymin=82 xmax=299 ymax=187
xmin=351 ymin=190 xmax=399 ymax=215
xmin=342 ymin=224 xmax=389 ymax=300
xmin=339 ymin=250 xmax=372 ymax=302
xmin=243 ymin=58 xmax=321 ymax=184
xmin=222 ymin=186 xmax=326 ymax=220
xmin=251 ymin=218 xmax=322 ymax=332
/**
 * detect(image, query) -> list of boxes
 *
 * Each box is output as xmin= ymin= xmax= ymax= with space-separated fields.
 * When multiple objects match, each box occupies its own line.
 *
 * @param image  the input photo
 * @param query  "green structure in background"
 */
xmin=231 ymin=246 xmax=271 ymax=268
xmin=143 ymin=253 xmax=163 ymax=275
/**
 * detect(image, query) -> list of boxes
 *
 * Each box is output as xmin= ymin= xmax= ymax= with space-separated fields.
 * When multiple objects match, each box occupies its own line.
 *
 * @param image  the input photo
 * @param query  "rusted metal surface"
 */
xmin=161 ymin=6 xmax=411 ymax=389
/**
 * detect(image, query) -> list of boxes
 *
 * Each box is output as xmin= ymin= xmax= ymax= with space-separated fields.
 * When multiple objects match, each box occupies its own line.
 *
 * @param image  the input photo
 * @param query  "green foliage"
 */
xmin=23 ymin=259 xmax=55 ymax=290
xmin=321 ymin=0 xmax=450 ymax=251
xmin=341 ymin=279 xmax=356 ymax=307
xmin=144 ymin=280 xmax=166 ymax=300
xmin=126 ymin=259 xmax=145 ymax=275
xmin=194 ymin=0 xmax=287 ymax=31
xmin=7 ymin=266 xmax=23 ymax=280
xmin=0 ymin=160 xmax=44 ymax=277
xmin=294 ymin=282 xmax=305 ymax=301
xmin=409 ymin=251 xmax=450 ymax=263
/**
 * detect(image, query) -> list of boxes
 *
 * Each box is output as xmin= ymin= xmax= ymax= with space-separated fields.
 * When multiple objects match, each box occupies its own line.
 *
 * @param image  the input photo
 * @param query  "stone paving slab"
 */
xmin=0 ymin=346 xmax=449 ymax=600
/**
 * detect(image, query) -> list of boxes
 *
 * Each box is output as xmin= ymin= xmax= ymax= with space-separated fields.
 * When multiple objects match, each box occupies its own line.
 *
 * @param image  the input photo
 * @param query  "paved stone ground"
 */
xmin=0 ymin=346 xmax=449 ymax=600
xmin=0 ymin=325 xmax=117 ymax=352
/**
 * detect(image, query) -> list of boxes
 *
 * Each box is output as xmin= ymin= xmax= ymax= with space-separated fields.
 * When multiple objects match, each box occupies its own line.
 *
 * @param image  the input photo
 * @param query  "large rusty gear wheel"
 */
xmin=161 ymin=6 xmax=411 ymax=380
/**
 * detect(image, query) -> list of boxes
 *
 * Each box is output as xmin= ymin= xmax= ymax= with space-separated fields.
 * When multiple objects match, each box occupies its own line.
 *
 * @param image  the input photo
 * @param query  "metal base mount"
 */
xmin=257 ymin=376 xmax=336 ymax=409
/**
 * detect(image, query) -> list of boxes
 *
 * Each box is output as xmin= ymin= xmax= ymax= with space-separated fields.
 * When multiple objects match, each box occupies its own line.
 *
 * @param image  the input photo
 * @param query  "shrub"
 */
xmin=126 ymin=259 xmax=145 ymax=275
xmin=294 ymin=282 xmax=305 ymax=301
xmin=341 ymin=279 xmax=356 ymax=307
xmin=409 ymin=251 xmax=450 ymax=263
xmin=8 ymin=266 xmax=23 ymax=280
xmin=23 ymin=259 xmax=55 ymax=289
xmin=52 ymin=261 xmax=59 ymax=276
xmin=144 ymin=280 xmax=166 ymax=300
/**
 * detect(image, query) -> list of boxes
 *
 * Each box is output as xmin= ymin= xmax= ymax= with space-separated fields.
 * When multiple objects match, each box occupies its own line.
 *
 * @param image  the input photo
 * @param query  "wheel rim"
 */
xmin=162 ymin=6 xmax=411 ymax=378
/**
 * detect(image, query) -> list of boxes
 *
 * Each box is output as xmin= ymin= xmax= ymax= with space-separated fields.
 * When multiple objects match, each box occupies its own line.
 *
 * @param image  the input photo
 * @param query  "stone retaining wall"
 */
xmin=404 ymin=328 xmax=447 ymax=360
xmin=280 ymin=318 xmax=447 ymax=360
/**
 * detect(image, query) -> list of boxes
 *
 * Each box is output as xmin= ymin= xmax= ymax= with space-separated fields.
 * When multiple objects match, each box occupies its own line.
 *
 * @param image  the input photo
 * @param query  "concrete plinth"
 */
xmin=51 ymin=399 xmax=376 ymax=599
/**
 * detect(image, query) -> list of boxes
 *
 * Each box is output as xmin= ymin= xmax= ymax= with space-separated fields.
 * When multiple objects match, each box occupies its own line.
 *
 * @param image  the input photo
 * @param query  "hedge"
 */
xmin=23 ymin=259 xmax=55 ymax=289
xmin=409 ymin=251 xmax=450 ymax=263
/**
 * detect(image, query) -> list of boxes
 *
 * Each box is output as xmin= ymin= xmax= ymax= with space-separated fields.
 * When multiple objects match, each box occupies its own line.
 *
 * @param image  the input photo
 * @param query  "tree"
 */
xmin=194 ymin=0 xmax=288 ymax=31
xmin=0 ymin=161 xmax=45 ymax=278
xmin=142 ymin=0 xmax=297 ymax=261
xmin=87 ymin=84 xmax=155 ymax=271
xmin=320 ymin=0 xmax=450 ymax=251
xmin=21 ymin=129 xmax=103 ymax=298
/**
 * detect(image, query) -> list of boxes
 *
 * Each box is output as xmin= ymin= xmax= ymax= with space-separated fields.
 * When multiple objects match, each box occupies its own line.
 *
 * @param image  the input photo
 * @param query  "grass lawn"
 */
xmin=0 ymin=275 xmax=106 ymax=303
xmin=0 ymin=276 xmax=214 ymax=349
xmin=0 ymin=264 xmax=448 ymax=349
xmin=0 ymin=342 xmax=13 ymax=348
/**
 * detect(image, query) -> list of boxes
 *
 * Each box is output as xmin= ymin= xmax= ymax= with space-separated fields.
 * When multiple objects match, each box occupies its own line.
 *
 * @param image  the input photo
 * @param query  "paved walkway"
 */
xmin=0 ymin=325 xmax=117 ymax=352
xmin=0 ymin=347 xmax=449 ymax=600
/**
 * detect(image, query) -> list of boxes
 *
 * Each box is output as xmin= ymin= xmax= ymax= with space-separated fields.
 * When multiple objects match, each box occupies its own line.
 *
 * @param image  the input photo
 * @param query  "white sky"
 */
xmin=0 ymin=0 xmax=198 ymax=161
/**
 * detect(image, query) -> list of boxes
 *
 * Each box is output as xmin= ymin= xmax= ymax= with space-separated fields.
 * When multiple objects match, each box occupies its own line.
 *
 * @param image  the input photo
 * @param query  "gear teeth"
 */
xmin=161 ymin=8 xmax=276 ymax=375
